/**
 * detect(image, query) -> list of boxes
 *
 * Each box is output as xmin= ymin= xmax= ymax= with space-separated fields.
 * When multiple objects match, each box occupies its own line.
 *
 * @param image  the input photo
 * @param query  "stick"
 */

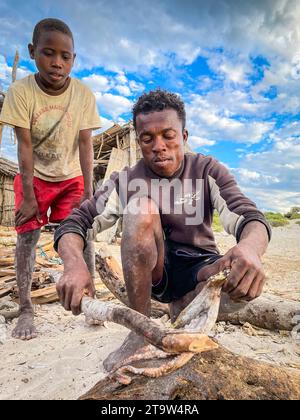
xmin=81 ymin=297 xmax=217 ymax=354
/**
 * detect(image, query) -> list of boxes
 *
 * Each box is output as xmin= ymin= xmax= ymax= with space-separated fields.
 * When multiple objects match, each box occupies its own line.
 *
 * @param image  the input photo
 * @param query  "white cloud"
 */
xmin=0 ymin=54 xmax=31 ymax=90
xmin=232 ymin=168 xmax=280 ymax=185
xmin=3 ymin=0 xmax=300 ymax=73
xmin=95 ymin=92 xmax=132 ymax=120
xmin=115 ymin=84 xmax=131 ymax=97
xmin=240 ymin=187 xmax=300 ymax=214
xmin=129 ymin=80 xmax=145 ymax=92
xmin=116 ymin=72 xmax=128 ymax=85
xmin=208 ymin=53 xmax=252 ymax=86
xmin=188 ymin=136 xmax=215 ymax=148
xmin=93 ymin=116 xmax=114 ymax=134
xmin=0 ymin=125 xmax=17 ymax=162
xmin=186 ymin=94 xmax=273 ymax=145
xmin=234 ymin=123 xmax=300 ymax=211
xmin=82 ymin=74 xmax=110 ymax=93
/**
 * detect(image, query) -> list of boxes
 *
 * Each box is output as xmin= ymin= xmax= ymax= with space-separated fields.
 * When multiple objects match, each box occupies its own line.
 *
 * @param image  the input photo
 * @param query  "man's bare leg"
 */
xmin=103 ymin=197 xmax=165 ymax=372
xmin=12 ymin=229 xmax=40 ymax=340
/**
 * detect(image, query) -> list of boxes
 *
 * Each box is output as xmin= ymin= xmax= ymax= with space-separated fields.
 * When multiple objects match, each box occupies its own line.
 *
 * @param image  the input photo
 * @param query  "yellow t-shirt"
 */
xmin=0 ymin=74 xmax=101 ymax=181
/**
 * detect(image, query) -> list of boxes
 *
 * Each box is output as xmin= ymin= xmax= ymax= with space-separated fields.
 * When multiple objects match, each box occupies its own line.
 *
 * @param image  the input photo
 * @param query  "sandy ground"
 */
xmin=0 ymin=221 xmax=299 ymax=400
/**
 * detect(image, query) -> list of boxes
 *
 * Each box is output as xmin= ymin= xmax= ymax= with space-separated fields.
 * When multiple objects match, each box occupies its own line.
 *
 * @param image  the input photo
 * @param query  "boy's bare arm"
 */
xmin=79 ymin=129 xmax=94 ymax=201
xmin=14 ymin=127 xmax=41 ymax=226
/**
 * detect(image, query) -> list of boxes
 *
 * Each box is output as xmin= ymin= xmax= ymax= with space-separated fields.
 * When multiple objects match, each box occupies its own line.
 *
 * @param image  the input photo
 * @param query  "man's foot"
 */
xmin=103 ymin=331 xmax=146 ymax=372
xmin=12 ymin=310 xmax=37 ymax=340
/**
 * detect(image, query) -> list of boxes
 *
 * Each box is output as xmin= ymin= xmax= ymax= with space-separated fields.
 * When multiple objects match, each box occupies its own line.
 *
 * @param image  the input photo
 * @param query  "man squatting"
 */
xmin=54 ymin=89 xmax=271 ymax=371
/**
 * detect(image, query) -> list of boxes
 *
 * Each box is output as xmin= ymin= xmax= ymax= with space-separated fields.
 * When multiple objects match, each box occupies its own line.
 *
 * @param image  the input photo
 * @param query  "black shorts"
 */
xmin=151 ymin=240 xmax=222 ymax=304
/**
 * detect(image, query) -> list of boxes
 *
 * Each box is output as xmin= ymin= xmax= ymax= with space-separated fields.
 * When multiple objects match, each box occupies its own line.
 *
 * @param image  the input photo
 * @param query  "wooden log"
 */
xmin=95 ymin=250 xmax=169 ymax=318
xmin=0 ymin=269 xmax=16 ymax=277
xmin=12 ymin=50 xmax=19 ymax=83
xmin=218 ymin=293 xmax=300 ymax=331
xmin=0 ymin=257 xmax=15 ymax=266
xmin=81 ymin=297 xmax=217 ymax=354
xmin=0 ymin=286 xmax=14 ymax=298
xmin=79 ymin=346 xmax=300 ymax=400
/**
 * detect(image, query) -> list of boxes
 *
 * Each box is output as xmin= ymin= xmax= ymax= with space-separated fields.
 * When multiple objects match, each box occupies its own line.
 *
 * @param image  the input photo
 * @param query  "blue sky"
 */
xmin=1 ymin=0 xmax=300 ymax=212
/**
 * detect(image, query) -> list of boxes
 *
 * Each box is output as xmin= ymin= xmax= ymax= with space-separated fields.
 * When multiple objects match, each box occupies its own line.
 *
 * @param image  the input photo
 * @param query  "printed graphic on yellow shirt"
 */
xmin=32 ymin=105 xmax=73 ymax=163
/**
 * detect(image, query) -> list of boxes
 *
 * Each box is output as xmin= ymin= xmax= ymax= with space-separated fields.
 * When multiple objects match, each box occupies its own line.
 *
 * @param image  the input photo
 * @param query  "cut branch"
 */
xmin=81 ymin=297 xmax=217 ymax=354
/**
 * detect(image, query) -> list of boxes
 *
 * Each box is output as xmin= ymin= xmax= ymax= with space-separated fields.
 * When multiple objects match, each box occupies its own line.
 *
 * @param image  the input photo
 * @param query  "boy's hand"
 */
xmin=56 ymin=264 xmax=95 ymax=315
xmin=15 ymin=197 xmax=42 ymax=226
xmin=80 ymin=190 xmax=93 ymax=204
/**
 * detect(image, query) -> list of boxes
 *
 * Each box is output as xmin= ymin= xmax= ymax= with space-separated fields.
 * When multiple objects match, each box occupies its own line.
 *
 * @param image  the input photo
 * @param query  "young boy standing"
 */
xmin=0 ymin=18 xmax=101 ymax=340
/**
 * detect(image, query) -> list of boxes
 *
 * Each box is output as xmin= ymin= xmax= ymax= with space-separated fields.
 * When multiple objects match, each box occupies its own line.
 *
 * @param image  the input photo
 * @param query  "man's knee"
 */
xmin=124 ymin=196 xmax=160 ymax=231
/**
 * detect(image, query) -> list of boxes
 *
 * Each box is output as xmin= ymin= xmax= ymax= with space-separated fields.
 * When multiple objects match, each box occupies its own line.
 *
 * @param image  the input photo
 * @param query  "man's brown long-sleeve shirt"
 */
xmin=54 ymin=153 xmax=271 ymax=253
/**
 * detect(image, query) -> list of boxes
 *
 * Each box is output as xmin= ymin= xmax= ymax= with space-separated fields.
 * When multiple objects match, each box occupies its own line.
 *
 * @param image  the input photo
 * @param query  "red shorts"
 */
xmin=14 ymin=174 xmax=84 ymax=234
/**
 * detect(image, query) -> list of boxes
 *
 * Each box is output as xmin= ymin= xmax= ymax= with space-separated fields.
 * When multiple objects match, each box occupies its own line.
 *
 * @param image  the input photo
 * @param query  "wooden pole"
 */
xmin=129 ymin=128 xmax=136 ymax=167
xmin=12 ymin=51 xmax=19 ymax=83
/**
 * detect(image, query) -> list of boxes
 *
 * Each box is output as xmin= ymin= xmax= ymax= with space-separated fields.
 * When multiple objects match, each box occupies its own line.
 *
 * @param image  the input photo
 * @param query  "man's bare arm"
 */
xmin=198 ymin=221 xmax=269 ymax=301
xmin=56 ymin=233 xmax=94 ymax=315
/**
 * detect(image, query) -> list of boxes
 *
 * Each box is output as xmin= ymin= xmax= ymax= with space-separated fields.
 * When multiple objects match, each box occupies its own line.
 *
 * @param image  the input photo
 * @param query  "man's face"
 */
xmin=28 ymin=31 xmax=75 ymax=90
xmin=136 ymin=109 xmax=188 ymax=177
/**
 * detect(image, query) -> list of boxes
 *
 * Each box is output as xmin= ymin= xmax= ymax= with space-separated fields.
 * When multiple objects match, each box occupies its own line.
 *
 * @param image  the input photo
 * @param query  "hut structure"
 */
xmin=93 ymin=121 xmax=139 ymax=189
xmin=0 ymin=157 xmax=18 ymax=226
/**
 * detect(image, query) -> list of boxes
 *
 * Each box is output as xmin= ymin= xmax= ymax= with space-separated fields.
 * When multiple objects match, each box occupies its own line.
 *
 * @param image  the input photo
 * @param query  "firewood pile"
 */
xmin=0 ymin=227 xmax=117 ymax=319
xmin=0 ymin=226 xmax=63 ymax=305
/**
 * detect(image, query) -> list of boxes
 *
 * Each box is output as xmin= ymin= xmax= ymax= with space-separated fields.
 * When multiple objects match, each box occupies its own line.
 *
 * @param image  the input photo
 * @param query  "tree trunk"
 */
xmin=79 ymin=346 xmax=300 ymax=400
xmin=218 ymin=293 xmax=300 ymax=331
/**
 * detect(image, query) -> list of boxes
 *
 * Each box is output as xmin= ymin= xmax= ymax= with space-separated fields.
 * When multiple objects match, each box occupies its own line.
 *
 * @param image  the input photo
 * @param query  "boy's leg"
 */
xmin=103 ymin=197 xmax=165 ymax=372
xmin=12 ymin=229 xmax=41 ymax=340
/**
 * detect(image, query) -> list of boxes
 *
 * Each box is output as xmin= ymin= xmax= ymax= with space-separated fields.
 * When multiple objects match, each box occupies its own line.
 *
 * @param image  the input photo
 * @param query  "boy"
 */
xmin=0 ymin=18 xmax=101 ymax=340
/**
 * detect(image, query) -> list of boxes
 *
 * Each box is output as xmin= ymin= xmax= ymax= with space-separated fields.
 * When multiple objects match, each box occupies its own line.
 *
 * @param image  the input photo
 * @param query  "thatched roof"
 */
xmin=93 ymin=122 xmax=133 ymax=156
xmin=0 ymin=157 xmax=18 ymax=177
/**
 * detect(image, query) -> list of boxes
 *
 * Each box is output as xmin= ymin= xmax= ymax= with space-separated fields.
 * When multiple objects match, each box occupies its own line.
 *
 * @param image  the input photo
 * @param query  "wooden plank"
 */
xmin=30 ymin=282 xmax=105 ymax=305
xmin=0 ymin=286 xmax=14 ymax=298
xmin=0 ymin=257 xmax=15 ymax=266
xmin=103 ymin=147 xmax=129 ymax=181
xmin=129 ymin=129 xmax=137 ymax=167
xmin=96 ymin=135 xmax=104 ymax=159
xmin=30 ymin=285 xmax=58 ymax=304
xmin=0 ymin=275 xmax=16 ymax=284
xmin=0 ymin=269 xmax=15 ymax=277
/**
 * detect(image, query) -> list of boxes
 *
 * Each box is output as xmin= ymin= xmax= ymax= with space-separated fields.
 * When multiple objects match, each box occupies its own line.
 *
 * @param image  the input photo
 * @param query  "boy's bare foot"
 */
xmin=103 ymin=331 xmax=146 ymax=372
xmin=12 ymin=310 xmax=37 ymax=340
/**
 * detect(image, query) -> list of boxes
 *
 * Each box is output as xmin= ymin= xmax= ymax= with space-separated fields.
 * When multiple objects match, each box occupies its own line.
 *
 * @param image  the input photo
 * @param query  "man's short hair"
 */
xmin=32 ymin=18 xmax=74 ymax=48
xmin=133 ymin=89 xmax=186 ymax=130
